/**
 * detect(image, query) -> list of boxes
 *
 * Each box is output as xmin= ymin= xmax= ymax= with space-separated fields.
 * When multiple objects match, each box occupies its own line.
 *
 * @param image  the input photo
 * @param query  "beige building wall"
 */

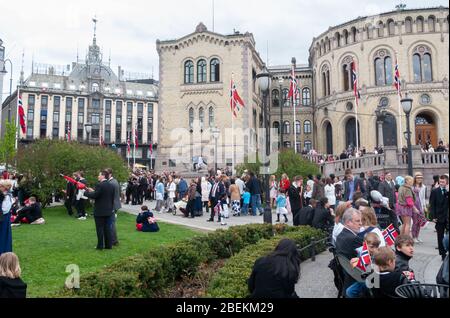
xmin=310 ymin=7 xmax=449 ymax=154
xmin=156 ymin=24 xmax=265 ymax=170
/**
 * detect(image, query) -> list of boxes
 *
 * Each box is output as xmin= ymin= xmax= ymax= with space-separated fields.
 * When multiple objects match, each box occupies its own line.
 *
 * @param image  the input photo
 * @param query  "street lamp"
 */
xmin=375 ymin=107 xmax=387 ymax=148
xmin=401 ymin=95 xmax=413 ymax=176
xmin=1 ymin=57 xmax=14 ymax=122
xmin=84 ymin=124 xmax=92 ymax=145
xmin=212 ymin=127 xmax=220 ymax=175
xmin=256 ymin=68 xmax=272 ymax=224
xmin=278 ymin=78 xmax=284 ymax=149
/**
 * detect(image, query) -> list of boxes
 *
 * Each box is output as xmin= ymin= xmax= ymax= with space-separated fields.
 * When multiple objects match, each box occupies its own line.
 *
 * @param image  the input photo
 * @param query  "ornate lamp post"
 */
xmin=256 ymin=67 xmax=272 ymax=224
xmin=401 ymin=95 xmax=414 ymax=176
xmin=375 ymin=107 xmax=387 ymax=148
xmin=212 ymin=127 xmax=220 ymax=174
xmin=84 ymin=124 xmax=92 ymax=145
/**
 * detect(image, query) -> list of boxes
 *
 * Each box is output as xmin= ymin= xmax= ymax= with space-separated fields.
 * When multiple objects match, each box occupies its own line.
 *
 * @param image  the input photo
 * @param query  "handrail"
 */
xmin=297 ymin=235 xmax=330 ymax=262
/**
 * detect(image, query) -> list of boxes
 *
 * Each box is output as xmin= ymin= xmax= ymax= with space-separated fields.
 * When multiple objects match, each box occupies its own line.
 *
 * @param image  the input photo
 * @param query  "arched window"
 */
xmin=405 ymin=17 xmax=413 ymax=33
xmin=351 ymin=27 xmax=357 ymax=43
xmin=388 ymin=19 xmax=395 ymax=35
xmin=342 ymin=57 xmax=354 ymax=92
xmin=304 ymin=141 xmax=312 ymax=151
xmin=335 ymin=32 xmax=341 ymax=47
xmin=282 ymin=89 xmax=290 ymax=107
xmin=428 ymin=16 xmax=436 ymax=32
xmin=283 ymin=121 xmax=290 ymax=135
xmin=343 ymin=30 xmax=349 ymax=45
xmin=273 ymin=121 xmax=280 ymax=134
xmin=327 ymin=38 xmax=331 ymax=52
xmin=322 ymin=65 xmax=330 ymax=97
xmin=302 ymin=88 xmax=311 ymax=106
xmin=189 ymin=108 xmax=194 ymax=129
xmin=210 ymin=58 xmax=220 ymax=82
xmin=295 ymin=89 xmax=301 ymax=106
xmin=374 ymin=50 xmax=393 ymax=86
xmin=304 ymin=120 xmax=312 ymax=134
xmin=378 ymin=21 xmax=384 ymax=37
xmin=199 ymin=107 xmax=204 ymax=129
xmin=413 ymin=46 xmax=433 ymax=82
xmin=322 ymin=72 xmax=327 ymax=97
xmin=208 ymin=107 xmax=214 ymax=127
xmin=295 ymin=121 xmax=301 ymax=135
xmin=197 ymin=59 xmax=207 ymax=83
xmin=184 ymin=60 xmax=194 ymax=84
xmin=417 ymin=16 xmax=424 ymax=32
xmin=272 ymin=89 xmax=280 ymax=107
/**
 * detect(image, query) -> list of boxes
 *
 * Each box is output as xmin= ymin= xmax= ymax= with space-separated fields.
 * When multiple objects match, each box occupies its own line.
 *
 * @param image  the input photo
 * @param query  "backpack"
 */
xmin=436 ymin=255 xmax=449 ymax=285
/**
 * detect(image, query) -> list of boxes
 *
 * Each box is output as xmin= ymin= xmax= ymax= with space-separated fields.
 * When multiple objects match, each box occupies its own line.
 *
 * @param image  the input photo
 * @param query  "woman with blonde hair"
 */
xmin=0 ymin=252 xmax=27 ymax=298
xmin=359 ymin=207 xmax=386 ymax=247
xmin=0 ymin=180 xmax=14 ymax=256
xmin=269 ymin=175 xmax=278 ymax=209
xmin=397 ymin=176 xmax=419 ymax=236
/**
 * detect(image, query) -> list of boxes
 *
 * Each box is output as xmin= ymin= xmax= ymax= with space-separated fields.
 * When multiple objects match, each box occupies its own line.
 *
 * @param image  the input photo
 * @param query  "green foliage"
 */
xmin=236 ymin=149 xmax=319 ymax=180
xmin=0 ymin=119 xmax=17 ymax=167
xmin=56 ymin=223 xmax=315 ymax=298
xmin=16 ymin=140 xmax=128 ymax=206
xmin=206 ymin=226 xmax=327 ymax=298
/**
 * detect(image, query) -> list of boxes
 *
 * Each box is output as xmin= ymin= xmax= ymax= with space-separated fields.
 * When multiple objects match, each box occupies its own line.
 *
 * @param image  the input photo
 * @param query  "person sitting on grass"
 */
xmin=395 ymin=235 xmax=415 ymax=276
xmin=136 ymin=206 xmax=159 ymax=233
xmin=372 ymin=247 xmax=413 ymax=298
xmin=347 ymin=232 xmax=381 ymax=298
xmin=0 ymin=252 xmax=27 ymax=298
xmin=11 ymin=197 xmax=44 ymax=226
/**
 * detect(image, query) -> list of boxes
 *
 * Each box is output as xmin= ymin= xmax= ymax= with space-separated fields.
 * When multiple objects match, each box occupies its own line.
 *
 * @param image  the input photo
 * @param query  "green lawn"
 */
xmin=11 ymin=206 xmax=203 ymax=298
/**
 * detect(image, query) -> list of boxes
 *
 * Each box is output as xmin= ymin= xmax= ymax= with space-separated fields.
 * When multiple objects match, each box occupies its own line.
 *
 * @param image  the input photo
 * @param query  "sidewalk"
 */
xmin=120 ymin=200 xmax=293 ymax=232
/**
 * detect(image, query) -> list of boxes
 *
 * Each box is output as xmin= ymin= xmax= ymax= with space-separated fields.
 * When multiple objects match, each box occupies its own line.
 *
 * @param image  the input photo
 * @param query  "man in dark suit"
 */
xmin=207 ymin=176 xmax=225 ymax=222
xmin=430 ymin=175 xmax=449 ymax=260
xmin=62 ymin=174 xmax=76 ymax=216
xmin=378 ymin=172 xmax=399 ymax=230
xmin=343 ymin=169 xmax=366 ymax=201
xmin=335 ymin=208 xmax=363 ymax=292
xmin=85 ymin=170 xmax=115 ymax=250
xmin=288 ymin=176 xmax=303 ymax=220
xmin=106 ymin=168 xmax=122 ymax=247
xmin=294 ymin=199 xmax=316 ymax=226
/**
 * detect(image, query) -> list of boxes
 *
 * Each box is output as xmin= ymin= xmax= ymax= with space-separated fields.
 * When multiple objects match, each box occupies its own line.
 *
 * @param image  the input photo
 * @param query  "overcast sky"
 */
xmin=0 ymin=0 xmax=446 ymax=97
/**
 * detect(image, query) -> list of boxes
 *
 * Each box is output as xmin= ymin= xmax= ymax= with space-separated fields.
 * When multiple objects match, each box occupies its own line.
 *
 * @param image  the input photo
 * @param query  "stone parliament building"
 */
xmin=2 ymin=6 xmax=448 ymax=171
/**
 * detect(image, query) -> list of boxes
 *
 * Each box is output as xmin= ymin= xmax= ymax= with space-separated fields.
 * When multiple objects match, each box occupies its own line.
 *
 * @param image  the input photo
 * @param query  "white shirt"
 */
xmin=332 ymin=222 xmax=344 ymax=245
xmin=167 ymin=182 xmax=176 ymax=198
xmin=235 ymin=178 xmax=245 ymax=195
xmin=324 ymin=184 xmax=336 ymax=206
xmin=1 ymin=192 xmax=13 ymax=214
xmin=307 ymin=179 xmax=315 ymax=193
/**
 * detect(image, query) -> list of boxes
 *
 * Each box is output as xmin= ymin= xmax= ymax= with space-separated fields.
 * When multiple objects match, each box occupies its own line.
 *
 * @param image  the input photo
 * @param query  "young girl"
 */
xmin=269 ymin=175 xmax=278 ymax=209
xmin=0 ymin=252 xmax=27 ymax=298
xmin=276 ymin=189 xmax=288 ymax=223
xmin=303 ymin=184 xmax=313 ymax=207
xmin=136 ymin=206 xmax=159 ymax=232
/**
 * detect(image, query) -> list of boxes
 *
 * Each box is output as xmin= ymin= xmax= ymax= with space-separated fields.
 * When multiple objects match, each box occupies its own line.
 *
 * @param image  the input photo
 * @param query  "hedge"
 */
xmin=206 ymin=226 xmax=327 ymax=298
xmin=57 ymin=224 xmax=325 ymax=298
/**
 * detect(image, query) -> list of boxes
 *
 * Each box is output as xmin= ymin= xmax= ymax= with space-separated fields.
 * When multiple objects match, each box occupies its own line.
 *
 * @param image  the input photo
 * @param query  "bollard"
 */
xmin=310 ymin=237 xmax=316 ymax=262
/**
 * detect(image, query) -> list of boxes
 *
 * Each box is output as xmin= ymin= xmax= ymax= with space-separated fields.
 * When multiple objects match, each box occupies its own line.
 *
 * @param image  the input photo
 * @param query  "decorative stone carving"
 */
xmin=195 ymin=23 xmax=208 ymax=33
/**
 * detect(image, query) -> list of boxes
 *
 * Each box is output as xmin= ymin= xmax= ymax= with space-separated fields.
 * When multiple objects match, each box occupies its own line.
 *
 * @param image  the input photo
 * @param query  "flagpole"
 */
xmin=127 ymin=132 xmax=130 ymax=169
xmin=395 ymin=52 xmax=404 ymax=150
xmin=292 ymin=66 xmax=297 ymax=154
xmin=133 ymin=126 xmax=136 ymax=170
xmin=231 ymin=75 xmax=235 ymax=176
xmin=355 ymin=97 xmax=359 ymax=156
xmin=15 ymin=86 xmax=20 ymax=151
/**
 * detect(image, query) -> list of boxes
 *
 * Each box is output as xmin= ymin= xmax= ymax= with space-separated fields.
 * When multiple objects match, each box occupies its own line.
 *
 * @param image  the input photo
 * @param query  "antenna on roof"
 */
xmin=76 ymin=44 xmax=79 ymax=63
xmin=212 ymin=0 xmax=215 ymax=32
xmin=108 ymin=49 xmax=111 ymax=67
xmin=266 ymin=40 xmax=269 ymax=66
xmin=31 ymin=52 xmax=34 ymax=74
xmin=20 ymin=49 xmax=25 ymax=84
xmin=152 ymin=66 xmax=154 ymax=80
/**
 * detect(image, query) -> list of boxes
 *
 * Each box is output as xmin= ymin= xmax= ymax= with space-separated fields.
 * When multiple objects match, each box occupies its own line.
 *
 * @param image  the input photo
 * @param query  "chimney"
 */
xmin=291 ymin=57 xmax=296 ymax=68
xmin=118 ymin=66 xmax=121 ymax=81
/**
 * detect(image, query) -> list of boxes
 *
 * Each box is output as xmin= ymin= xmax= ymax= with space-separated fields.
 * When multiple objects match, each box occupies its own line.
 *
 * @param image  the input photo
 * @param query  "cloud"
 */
xmin=1 ymin=0 xmax=447 ymax=97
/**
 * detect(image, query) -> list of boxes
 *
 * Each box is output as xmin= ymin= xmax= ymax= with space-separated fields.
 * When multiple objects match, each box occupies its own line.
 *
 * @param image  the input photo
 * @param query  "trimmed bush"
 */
xmin=206 ymin=226 xmax=327 ymax=298
xmin=57 ymin=224 xmax=324 ymax=298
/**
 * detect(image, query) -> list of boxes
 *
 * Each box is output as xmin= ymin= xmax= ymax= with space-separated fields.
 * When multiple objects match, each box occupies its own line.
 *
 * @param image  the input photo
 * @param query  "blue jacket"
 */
xmin=136 ymin=211 xmax=159 ymax=232
xmin=242 ymin=192 xmax=251 ymax=204
xmin=276 ymin=195 xmax=287 ymax=208
xmin=156 ymin=182 xmax=165 ymax=196
xmin=178 ymin=179 xmax=188 ymax=193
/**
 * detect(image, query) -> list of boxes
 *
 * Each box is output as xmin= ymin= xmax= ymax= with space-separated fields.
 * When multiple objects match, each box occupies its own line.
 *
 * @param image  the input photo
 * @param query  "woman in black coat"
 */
xmin=248 ymin=239 xmax=301 ymax=298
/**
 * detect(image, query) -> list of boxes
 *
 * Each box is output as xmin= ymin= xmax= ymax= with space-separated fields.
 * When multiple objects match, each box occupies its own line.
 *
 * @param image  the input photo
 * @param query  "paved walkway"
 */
xmin=120 ymin=201 xmax=444 ymax=298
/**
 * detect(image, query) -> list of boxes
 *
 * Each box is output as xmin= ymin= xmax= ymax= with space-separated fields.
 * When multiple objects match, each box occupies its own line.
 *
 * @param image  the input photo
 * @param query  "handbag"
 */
xmin=405 ymin=196 xmax=415 ymax=208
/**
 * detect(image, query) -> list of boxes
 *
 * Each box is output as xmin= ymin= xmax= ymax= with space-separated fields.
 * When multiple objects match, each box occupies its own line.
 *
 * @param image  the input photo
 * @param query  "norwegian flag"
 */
xmin=17 ymin=95 xmax=27 ymax=134
xmin=134 ymin=124 xmax=139 ymax=150
xmin=288 ymin=65 xmax=300 ymax=102
xmin=394 ymin=57 xmax=402 ymax=98
xmin=230 ymin=77 xmax=245 ymax=118
xmin=351 ymin=61 xmax=361 ymax=107
xmin=60 ymin=174 xmax=86 ymax=190
xmin=127 ymin=134 xmax=131 ymax=156
xmin=149 ymin=143 xmax=153 ymax=156
xmin=356 ymin=242 xmax=372 ymax=272
xmin=66 ymin=125 xmax=71 ymax=142
xmin=382 ymin=224 xmax=399 ymax=247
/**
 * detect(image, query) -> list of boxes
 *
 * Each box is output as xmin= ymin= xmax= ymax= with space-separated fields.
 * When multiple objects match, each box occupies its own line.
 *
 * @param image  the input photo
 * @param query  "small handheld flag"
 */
xmin=18 ymin=95 xmax=27 ymax=134
xmin=356 ymin=241 xmax=372 ymax=272
xmin=60 ymin=174 xmax=87 ymax=190
xmin=382 ymin=224 xmax=399 ymax=247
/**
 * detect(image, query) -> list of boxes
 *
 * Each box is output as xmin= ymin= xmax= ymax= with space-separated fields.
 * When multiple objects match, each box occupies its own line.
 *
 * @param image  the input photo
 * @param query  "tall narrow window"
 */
xmin=322 ymin=72 xmax=327 ymax=97
xmin=189 ymin=108 xmax=194 ymax=129
xmin=272 ymin=89 xmax=280 ymax=107
xmin=417 ymin=17 xmax=424 ymax=32
xmin=209 ymin=107 xmax=214 ymax=127
xmin=199 ymin=107 xmax=204 ymax=129
xmin=304 ymin=120 xmax=312 ymax=134
xmin=210 ymin=58 xmax=220 ymax=82
xmin=184 ymin=60 xmax=194 ymax=84
xmin=413 ymin=46 xmax=433 ymax=83
xmin=413 ymin=54 xmax=422 ymax=82
xmin=384 ymin=56 xmax=393 ymax=85
xmin=302 ymin=88 xmax=311 ymax=106
xmin=273 ymin=122 xmax=280 ymax=134
xmin=423 ymin=53 xmax=432 ymax=82
xmin=197 ymin=59 xmax=207 ymax=83
xmin=283 ymin=121 xmax=290 ymax=135
xmin=405 ymin=17 xmax=413 ymax=33
xmin=295 ymin=121 xmax=301 ymax=135
xmin=388 ymin=20 xmax=395 ymax=35
xmin=343 ymin=64 xmax=350 ymax=91
xmin=282 ymin=89 xmax=290 ymax=107
xmin=378 ymin=22 xmax=384 ymax=37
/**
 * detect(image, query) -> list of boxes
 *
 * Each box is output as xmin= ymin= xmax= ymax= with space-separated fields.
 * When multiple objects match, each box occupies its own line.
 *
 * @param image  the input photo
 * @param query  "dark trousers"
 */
xmin=94 ymin=216 xmax=112 ymax=250
xmin=132 ymin=190 xmax=139 ymax=205
xmin=126 ymin=189 xmax=132 ymax=204
xmin=186 ymin=199 xmax=196 ymax=217
xmin=13 ymin=211 xmax=35 ymax=224
xmin=64 ymin=198 xmax=74 ymax=215
xmin=110 ymin=212 xmax=118 ymax=245
xmin=209 ymin=198 xmax=217 ymax=221
xmin=436 ymin=221 xmax=448 ymax=256
xmin=203 ymin=201 xmax=209 ymax=214
xmin=75 ymin=200 xmax=86 ymax=217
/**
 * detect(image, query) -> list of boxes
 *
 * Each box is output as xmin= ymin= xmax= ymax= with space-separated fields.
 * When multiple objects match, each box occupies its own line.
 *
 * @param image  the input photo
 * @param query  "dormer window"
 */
xmin=92 ymin=83 xmax=99 ymax=92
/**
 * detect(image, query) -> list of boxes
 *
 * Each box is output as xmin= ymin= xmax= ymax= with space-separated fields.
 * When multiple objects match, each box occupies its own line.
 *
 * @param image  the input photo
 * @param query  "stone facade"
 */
xmin=156 ymin=23 xmax=265 ymax=172
xmin=310 ymin=7 xmax=449 ymax=155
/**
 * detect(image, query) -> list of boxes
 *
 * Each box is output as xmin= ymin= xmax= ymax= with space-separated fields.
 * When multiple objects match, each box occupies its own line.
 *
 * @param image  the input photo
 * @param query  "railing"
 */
xmin=318 ymin=154 xmax=385 ymax=177
xmin=422 ymin=152 xmax=449 ymax=166
xmin=297 ymin=236 xmax=330 ymax=262
xmin=397 ymin=153 xmax=408 ymax=165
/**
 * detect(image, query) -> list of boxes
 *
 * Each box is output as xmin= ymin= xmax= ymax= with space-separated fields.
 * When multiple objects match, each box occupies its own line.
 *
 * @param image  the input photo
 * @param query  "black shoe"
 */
xmin=207 ymin=219 xmax=214 ymax=222
xmin=113 ymin=242 xmax=119 ymax=246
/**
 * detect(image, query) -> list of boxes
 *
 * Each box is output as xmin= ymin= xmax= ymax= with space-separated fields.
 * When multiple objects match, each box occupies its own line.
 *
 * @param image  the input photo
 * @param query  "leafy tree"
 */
xmin=16 ymin=140 xmax=128 ymax=207
xmin=0 ymin=119 xmax=18 ymax=169
xmin=236 ymin=149 xmax=319 ymax=180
